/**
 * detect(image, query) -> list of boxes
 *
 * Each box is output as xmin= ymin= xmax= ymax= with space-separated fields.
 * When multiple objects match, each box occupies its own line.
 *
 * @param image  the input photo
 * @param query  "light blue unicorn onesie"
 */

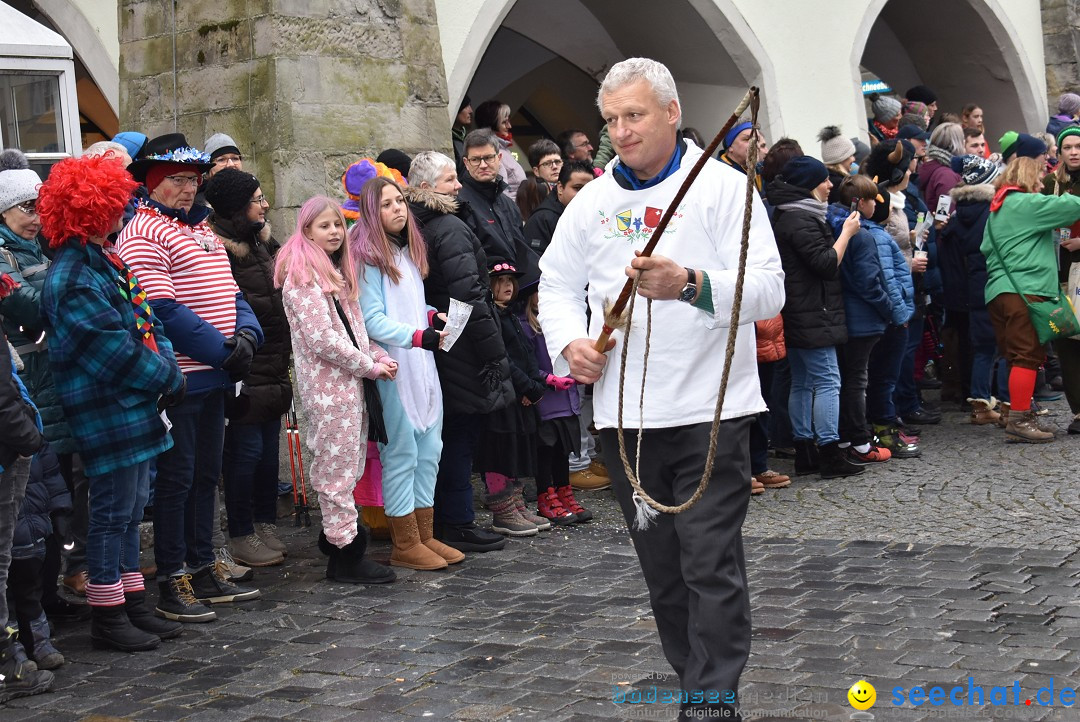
xmin=357 ymin=246 xmax=444 ymax=527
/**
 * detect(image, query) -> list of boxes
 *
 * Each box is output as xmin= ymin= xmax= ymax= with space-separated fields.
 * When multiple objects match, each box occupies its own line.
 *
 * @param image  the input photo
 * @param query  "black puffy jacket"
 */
xmin=522 ymin=191 xmax=564 ymax=255
xmin=405 ymin=187 xmax=514 ymax=416
xmin=769 ymin=179 xmax=848 ymax=349
xmin=456 ymin=171 xmax=527 ymax=264
xmin=0 ymin=337 xmax=44 ymax=470
xmin=211 ymin=215 xmax=293 ymax=423
xmin=12 ymin=441 xmax=71 ymax=560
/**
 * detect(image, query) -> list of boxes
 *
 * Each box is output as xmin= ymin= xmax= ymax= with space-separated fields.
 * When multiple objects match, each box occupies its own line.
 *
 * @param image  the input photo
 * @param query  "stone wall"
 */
xmin=1043 ymin=0 xmax=1080 ymax=111
xmin=119 ymin=0 xmax=451 ymax=226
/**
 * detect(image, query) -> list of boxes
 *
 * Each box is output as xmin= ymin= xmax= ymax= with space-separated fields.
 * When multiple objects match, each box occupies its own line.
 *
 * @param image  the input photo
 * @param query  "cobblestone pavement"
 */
xmin=5 ymin=400 xmax=1079 ymax=721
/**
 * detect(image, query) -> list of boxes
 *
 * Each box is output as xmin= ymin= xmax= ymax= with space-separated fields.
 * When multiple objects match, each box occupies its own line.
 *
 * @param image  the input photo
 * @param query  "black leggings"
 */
xmin=536 ymin=436 xmax=570 ymax=492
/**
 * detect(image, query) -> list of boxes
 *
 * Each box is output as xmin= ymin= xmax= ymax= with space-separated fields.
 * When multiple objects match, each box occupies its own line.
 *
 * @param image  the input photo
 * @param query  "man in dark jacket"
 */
xmin=456 ymin=130 xmax=529 ymax=267
xmin=523 ymin=160 xmax=595 ymax=255
xmin=406 ymin=151 xmax=512 ymax=553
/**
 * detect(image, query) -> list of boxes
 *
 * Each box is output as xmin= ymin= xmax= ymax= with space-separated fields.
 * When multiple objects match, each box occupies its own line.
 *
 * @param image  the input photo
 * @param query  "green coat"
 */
xmin=1041 ymin=170 xmax=1080 ymax=282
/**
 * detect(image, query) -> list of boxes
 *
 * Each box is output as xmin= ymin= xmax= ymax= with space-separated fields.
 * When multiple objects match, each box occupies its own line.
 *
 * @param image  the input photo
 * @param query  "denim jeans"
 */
xmin=867 ymin=325 xmax=908 ymax=424
xmin=434 ymin=413 xmax=485 ymax=526
xmin=87 ymin=460 xmax=150 ymax=585
xmin=838 ymin=335 xmax=881 ymax=446
xmin=969 ymin=343 xmax=997 ymax=400
xmin=0 ymin=456 xmax=31 ymax=623
xmin=894 ymin=317 xmax=924 ymax=416
xmin=222 ymin=418 xmax=282 ymax=538
xmin=154 ymin=389 xmax=225 ymax=576
xmin=787 ymin=346 xmax=841 ymax=445
xmin=767 ymin=358 xmax=793 ymax=448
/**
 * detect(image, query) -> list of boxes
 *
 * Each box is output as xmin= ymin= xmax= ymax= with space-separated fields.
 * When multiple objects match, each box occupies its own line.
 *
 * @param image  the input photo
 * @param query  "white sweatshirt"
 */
xmin=537 ymin=140 xmax=785 ymax=430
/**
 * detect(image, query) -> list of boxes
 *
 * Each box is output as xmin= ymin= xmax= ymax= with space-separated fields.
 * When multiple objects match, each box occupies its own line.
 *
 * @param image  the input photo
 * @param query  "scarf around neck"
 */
xmin=614 ymin=142 xmax=684 ymax=191
xmin=777 ymin=197 xmax=827 ymax=222
xmin=144 ymin=198 xmax=211 ymax=227
xmin=926 ymin=144 xmax=953 ymax=167
xmin=874 ymin=120 xmax=899 ymax=140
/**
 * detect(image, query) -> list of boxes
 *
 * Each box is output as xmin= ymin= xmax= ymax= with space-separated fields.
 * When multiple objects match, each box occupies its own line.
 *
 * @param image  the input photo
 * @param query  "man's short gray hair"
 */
xmin=463 ymin=129 xmax=499 ymax=154
xmin=83 ymin=141 xmax=130 ymax=160
xmin=410 ymin=151 xmax=455 ymax=188
xmin=597 ymin=58 xmax=681 ymax=127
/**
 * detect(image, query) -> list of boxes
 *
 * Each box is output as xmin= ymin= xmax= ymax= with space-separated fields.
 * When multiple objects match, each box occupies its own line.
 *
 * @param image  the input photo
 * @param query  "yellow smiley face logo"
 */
xmin=848 ymin=680 xmax=876 ymax=710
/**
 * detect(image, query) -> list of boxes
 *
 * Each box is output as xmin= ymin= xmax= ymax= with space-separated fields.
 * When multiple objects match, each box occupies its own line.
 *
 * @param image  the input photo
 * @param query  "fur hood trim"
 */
xmin=949 ymin=184 xmax=995 ymax=203
xmin=402 ymin=184 xmax=459 ymax=215
xmin=216 ymin=221 xmax=271 ymax=259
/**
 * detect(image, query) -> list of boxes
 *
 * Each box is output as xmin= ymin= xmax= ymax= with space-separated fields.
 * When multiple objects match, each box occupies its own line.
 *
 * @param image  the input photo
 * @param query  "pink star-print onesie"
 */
xmin=282 ymin=275 xmax=392 ymax=547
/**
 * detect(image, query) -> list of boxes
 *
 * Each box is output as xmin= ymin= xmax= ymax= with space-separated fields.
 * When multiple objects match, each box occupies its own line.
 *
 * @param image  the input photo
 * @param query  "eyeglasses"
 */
xmin=213 ymin=155 xmax=242 ymax=166
xmin=164 ymin=175 xmax=202 ymax=188
xmin=572 ymin=141 xmax=593 ymax=149
xmin=13 ymin=201 xmax=37 ymax=216
xmin=250 ymin=195 xmax=269 ymax=206
xmin=465 ymin=153 xmax=498 ymax=166
xmin=538 ymin=159 xmax=563 ymax=169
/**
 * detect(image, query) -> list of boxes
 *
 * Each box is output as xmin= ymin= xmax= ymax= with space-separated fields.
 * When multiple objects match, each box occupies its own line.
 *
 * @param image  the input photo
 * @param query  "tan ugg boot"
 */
xmin=967 ymin=397 xmax=1001 ymax=425
xmin=995 ymin=402 xmax=1010 ymax=429
xmin=388 ymin=513 xmax=448 ymax=570
xmin=414 ymin=507 xmax=464 ymax=564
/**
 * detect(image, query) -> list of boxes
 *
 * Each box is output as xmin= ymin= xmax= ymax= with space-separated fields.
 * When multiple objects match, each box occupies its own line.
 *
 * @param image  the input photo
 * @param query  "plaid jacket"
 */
xmin=41 ymin=239 xmax=184 ymax=477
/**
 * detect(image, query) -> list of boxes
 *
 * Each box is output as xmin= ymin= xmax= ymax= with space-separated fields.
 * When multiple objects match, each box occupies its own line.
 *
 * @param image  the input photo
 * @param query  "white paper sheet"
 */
xmin=441 ymin=298 xmax=473 ymax=352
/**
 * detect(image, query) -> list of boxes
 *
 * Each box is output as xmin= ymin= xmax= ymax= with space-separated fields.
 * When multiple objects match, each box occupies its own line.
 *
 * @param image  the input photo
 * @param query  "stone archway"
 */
xmin=854 ymin=0 xmax=1044 ymax=142
xmin=437 ymin=0 xmax=776 ymax=146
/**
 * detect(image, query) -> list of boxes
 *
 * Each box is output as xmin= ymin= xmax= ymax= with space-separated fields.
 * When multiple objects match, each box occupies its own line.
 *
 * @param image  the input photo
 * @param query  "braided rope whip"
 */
xmin=614 ymin=93 xmax=761 ymax=530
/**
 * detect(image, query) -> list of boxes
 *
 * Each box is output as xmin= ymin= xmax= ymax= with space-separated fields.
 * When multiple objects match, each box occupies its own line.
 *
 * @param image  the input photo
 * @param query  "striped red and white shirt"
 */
xmin=118 ymin=205 xmax=239 ymax=375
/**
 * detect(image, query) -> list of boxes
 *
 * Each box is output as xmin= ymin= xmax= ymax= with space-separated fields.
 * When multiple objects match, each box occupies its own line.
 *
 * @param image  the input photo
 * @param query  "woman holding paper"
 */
xmin=350 ymin=177 xmax=456 ymax=571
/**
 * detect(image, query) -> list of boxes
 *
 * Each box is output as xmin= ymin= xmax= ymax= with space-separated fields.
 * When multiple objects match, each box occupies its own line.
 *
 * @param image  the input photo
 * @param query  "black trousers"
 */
xmin=601 ymin=418 xmax=752 ymax=719
xmin=837 ymin=334 xmax=881 ymax=446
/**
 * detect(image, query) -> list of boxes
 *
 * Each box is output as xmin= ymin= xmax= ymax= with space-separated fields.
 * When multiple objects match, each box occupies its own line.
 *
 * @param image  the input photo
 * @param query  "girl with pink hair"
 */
xmin=349 ymin=177 xmax=458 ymax=570
xmin=274 ymin=196 xmax=397 ymax=584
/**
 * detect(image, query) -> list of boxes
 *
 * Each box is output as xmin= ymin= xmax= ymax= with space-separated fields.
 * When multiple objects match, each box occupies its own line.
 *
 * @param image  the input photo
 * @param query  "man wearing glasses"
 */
xmin=119 ymin=134 xmax=264 ymax=625
xmin=455 ymin=129 xmax=529 ymax=266
xmin=556 ymin=129 xmax=595 ymax=164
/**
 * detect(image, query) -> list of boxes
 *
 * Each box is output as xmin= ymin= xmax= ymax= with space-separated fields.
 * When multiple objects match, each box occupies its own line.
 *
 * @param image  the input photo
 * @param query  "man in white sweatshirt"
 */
xmin=538 ymin=58 xmax=785 ymax=719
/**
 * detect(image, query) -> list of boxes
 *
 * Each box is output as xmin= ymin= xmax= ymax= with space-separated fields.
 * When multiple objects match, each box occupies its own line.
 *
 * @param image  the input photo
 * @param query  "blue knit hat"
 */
xmin=781 ymin=156 xmax=829 ymax=191
xmin=112 ymin=131 xmax=148 ymax=160
xmin=950 ymin=154 xmax=1000 ymax=186
xmin=1002 ymin=133 xmax=1047 ymax=161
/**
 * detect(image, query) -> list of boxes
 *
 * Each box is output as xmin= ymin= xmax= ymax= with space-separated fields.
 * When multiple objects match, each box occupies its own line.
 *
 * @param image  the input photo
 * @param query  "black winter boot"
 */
xmin=0 ymin=626 xmax=52 ymax=702
xmin=818 ymin=442 xmax=865 ymax=479
xmin=90 ymin=605 xmax=160 ymax=652
xmin=326 ymin=527 xmax=396 ymax=584
xmin=793 ymin=439 xmax=819 ymax=475
xmin=125 ymin=592 xmax=182 ymax=640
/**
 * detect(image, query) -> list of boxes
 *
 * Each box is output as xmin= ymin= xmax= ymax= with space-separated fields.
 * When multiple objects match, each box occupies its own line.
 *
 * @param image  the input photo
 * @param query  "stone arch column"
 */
xmin=34 ymin=0 xmax=119 ymax=114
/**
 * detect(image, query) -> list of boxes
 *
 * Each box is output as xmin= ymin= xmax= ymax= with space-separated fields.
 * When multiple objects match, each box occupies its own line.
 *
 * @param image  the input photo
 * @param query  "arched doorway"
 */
xmin=439 ymin=0 xmax=775 ymax=157
xmin=856 ymin=0 xmax=1043 ymax=143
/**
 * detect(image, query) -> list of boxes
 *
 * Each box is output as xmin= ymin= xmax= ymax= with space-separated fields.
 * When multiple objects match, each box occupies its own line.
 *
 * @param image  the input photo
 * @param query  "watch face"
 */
xmin=679 ymin=284 xmax=697 ymax=302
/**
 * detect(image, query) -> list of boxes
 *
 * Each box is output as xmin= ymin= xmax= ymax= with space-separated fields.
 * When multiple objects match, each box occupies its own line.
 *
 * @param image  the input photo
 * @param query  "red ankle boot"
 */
xmin=536 ymin=486 xmax=576 ymax=525
xmin=555 ymin=485 xmax=592 ymax=522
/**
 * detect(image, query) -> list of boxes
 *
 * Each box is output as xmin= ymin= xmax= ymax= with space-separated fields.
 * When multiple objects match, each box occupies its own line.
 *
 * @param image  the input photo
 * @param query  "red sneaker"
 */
xmin=846 ymin=445 xmax=892 ymax=464
xmin=556 ymin=485 xmax=592 ymax=522
xmin=537 ymin=487 xmax=577 ymax=525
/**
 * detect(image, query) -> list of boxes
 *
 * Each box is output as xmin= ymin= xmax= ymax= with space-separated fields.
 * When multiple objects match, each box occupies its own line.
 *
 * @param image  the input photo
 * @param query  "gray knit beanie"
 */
xmin=0 ymin=149 xmax=41 ymax=213
xmin=204 ymin=133 xmax=242 ymax=160
xmin=817 ymin=126 xmax=857 ymax=166
xmin=1058 ymin=93 xmax=1080 ymax=117
xmin=870 ymin=94 xmax=902 ymax=123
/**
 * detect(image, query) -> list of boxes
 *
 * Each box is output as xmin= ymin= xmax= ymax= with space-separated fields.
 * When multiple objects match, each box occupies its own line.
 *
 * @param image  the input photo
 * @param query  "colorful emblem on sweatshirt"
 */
xmin=599 ymin=204 xmax=684 ymax=244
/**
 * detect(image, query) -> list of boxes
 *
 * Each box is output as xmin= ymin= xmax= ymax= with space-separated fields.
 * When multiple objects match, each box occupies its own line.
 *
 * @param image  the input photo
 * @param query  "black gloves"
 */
xmin=158 ymin=375 xmax=187 ymax=412
xmin=480 ymin=359 xmax=503 ymax=392
xmin=221 ymin=329 xmax=258 ymax=381
xmin=419 ymin=327 xmax=442 ymax=352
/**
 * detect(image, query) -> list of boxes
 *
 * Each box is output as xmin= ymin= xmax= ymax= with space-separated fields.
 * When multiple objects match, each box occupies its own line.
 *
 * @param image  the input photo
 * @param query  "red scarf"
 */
xmin=496 ymin=131 xmax=514 ymax=144
xmin=990 ymin=185 xmax=1023 ymax=212
xmin=873 ymin=120 xmax=898 ymax=139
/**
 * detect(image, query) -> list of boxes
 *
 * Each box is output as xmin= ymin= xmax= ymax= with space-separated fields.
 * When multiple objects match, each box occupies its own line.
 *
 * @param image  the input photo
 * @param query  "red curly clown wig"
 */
xmin=37 ymin=155 xmax=138 ymax=248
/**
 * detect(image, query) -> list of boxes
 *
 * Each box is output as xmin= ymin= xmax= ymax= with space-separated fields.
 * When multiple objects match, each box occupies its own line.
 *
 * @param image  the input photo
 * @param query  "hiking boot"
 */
xmin=433 ymin=522 xmax=507 ymax=553
xmin=26 ymin=613 xmax=63 ymax=670
xmin=818 ymin=442 xmax=865 ymax=478
xmin=388 ymin=512 xmax=448 ymax=570
xmin=968 ymin=398 xmax=1001 ymax=426
xmin=213 ymin=546 xmax=253 ymax=583
xmin=125 ymin=591 xmax=182 ymax=640
xmin=900 ymin=408 xmax=941 ymax=425
xmin=589 ymin=460 xmax=611 ymax=480
xmin=324 ymin=529 xmax=397 ymax=584
xmin=227 ymin=533 xmax=284 ymax=567
xmin=190 ymin=563 xmax=261 ymax=603
xmin=845 ymin=444 xmax=891 ymax=465
xmin=872 ymin=424 xmax=921 ymax=458
xmin=155 ymin=575 xmax=216 ymax=623
xmin=569 ymin=469 xmax=610 ymax=491
xmin=1005 ymin=409 xmax=1055 ymax=443
xmin=487 ymin=490 xmax=539 ymax=536
xmin=556 ymin=484 xmax=593 ymax=522
xmin=511 ymin=484 xmax=551 ymax=531
xmin=62 ymin=570 xmax=87 ymax=597
xmin=793 ymin=439 xmax=819 ymax=474
xmin=995 ymin=402 xmax=1010 ymax=429
xmin=753 ymin=470 xmax=791 ymax=489
xmin=90 ymin=604 xmax=160 ymax=652
xmin=537 ymin=486 xmax=577 ymax=525
xmin=0 ymin=626 xmax=52 ymax=703
xmin=255 ymin=523 xmax=288 ymax=555
xmin=750 ymin=477 xmax=764 ymax=495
xmin=414 ymin=507 xmax=464 ymax=564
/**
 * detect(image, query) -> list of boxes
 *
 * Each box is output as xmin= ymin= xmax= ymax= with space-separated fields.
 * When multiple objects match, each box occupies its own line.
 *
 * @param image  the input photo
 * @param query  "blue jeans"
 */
xmin=750 ymin=361 xmax=778 ymax=474
xmin=787 ymin=346 xmax=841 ymax=445
xmin=768 ymin=358 xmax=793 ymax=448
xmin=0 ymin=456 xmax=31 ymax=624
xmin=153 ymin=390 xmax=225 ymax=576
xmin=894 ymin=317 xmax=924 ymax=416
xmin=87 ymin=460 xmax=150 ymax=585
xmin=867 ymin=325 xmax=908 ymax=424
xmin=969 ymin=344 xmax=997 ymax=400
xmin=222 ymin=418 xmax=281 ymax=538
xmin=434 ymin=413 xmax=484 ymax=526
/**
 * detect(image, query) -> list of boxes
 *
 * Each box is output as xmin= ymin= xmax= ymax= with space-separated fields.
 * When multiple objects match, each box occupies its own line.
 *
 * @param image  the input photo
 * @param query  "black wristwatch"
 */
xmin=678 ymin=267 xmax=698 ymax=303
